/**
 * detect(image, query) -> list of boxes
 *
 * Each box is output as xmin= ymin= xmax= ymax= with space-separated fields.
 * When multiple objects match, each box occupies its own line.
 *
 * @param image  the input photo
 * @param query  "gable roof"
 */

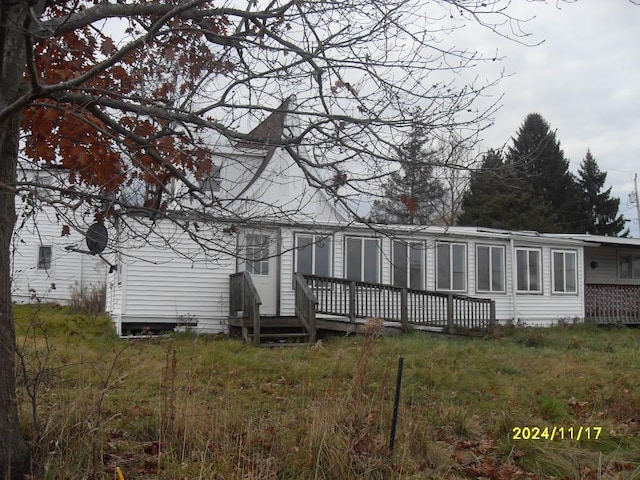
xmin=235 ymin=98 xmax=291 ymax=150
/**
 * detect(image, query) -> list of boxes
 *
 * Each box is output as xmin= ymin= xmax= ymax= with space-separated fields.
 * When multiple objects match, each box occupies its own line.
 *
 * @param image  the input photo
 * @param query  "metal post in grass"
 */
xmin=389 ymin=357 xmax=404 ymax=455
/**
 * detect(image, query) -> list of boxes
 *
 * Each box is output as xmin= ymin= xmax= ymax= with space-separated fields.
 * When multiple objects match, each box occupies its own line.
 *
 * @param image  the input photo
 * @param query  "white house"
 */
xmin=12 ymin=166 xmax=107 ymax=304
xmin=102 ymin=104 xmax=640 ymax=338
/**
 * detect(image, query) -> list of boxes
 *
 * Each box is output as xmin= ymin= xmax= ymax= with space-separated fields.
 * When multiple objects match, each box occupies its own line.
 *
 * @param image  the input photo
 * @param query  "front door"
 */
xmin=240 ymin=231 xmax=278 ymax=315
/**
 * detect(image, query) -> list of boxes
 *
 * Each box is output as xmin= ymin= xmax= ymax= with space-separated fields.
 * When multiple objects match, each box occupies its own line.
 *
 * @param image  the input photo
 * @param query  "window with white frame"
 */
xmin=345 ymin=237 xmax=380 ymax=282
xmin=476 ymin=245 xmax=505 ymax=292
xmin=37 ymin=245 xmax=52 ymax=270
xmin=516 ymin=248 xmax=542 ymax=293
xmin=392 ymin=240 xmax=424 ymax=289
xmin=552 ymin=250 xmax=577 ymax=293
xmin=436 ymin=242 xmax=466 ymax=291
xmin=245 ymin=234 xmax=270 ymax=275
xmin=619 ymin=253 xmax=640 ymax=279
xmin=295 ymin=234 xmax=332 ymax=277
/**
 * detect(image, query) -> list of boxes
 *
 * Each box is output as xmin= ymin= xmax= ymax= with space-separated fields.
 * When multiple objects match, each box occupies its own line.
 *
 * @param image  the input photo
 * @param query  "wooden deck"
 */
xmin=230 ymin=272 xmax=496 ymax=345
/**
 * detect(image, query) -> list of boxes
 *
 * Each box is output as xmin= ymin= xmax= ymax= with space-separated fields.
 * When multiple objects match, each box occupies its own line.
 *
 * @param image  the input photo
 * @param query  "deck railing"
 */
xmin=585 ymin=284 xmax=640 ymax=324
xmin=229 ymin=271 xmax=262 ymax=345
xmin=300 ymin=274 xmax=495 ymax=333
xmin=294 ymin=273 xmax=317 ymax=342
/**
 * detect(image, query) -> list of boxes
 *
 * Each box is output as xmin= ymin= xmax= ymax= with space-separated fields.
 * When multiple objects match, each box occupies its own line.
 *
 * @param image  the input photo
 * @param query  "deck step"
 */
xmin=254 ymin=332 xmax=310 ymax=339
xmin=258 ymin=342 xmax=313 ymax=348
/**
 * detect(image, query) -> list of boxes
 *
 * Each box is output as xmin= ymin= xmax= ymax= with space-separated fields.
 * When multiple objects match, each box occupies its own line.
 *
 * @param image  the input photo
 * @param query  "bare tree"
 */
xmin=1 ymin=0 xmax=539 ymax=475
xmin=431 ymin=134 xmax=480 ymax=226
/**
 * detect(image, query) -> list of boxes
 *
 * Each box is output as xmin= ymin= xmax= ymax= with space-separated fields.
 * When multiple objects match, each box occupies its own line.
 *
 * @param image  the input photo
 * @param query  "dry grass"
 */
xmin=13 ymin=305 xmax=640 ymax=479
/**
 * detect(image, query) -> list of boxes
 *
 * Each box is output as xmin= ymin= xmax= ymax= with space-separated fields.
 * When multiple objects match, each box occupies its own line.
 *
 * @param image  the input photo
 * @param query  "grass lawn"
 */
xmin=13 ymin=304 xmax=640 ymax=479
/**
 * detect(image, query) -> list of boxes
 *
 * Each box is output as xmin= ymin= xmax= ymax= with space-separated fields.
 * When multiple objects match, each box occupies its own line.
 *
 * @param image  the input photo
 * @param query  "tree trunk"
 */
xmin=0 ymin=1 xmax=32 ymax=477
xmin=0 ymin=115 xmax=30 ymax=480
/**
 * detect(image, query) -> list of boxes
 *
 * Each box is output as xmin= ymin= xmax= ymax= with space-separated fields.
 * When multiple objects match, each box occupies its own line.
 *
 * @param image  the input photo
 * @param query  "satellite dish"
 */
xmin=86 ymin=223 xmax=108 ymax=255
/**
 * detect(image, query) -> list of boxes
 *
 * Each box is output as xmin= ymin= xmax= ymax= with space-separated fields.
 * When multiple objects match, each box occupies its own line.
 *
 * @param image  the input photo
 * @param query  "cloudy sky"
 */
xmin=461 ymin=1 xmax=640 ymax=235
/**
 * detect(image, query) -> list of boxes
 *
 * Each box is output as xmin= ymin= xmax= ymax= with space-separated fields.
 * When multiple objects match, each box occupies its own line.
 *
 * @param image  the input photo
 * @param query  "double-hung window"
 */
xmin=476 ymin=245 xmax=505 ymax=292
xmin=345 ymin=237 xmax=380 ymax=282
xmin=552 ymin=250 xmax=577 ymax=293
xmin=295 ymin=234 xmax=332 ymax=277
xmin=392 ymin=240 xmax=424 ymax=289
xmin=246 ymin=234 xmax=270 ymax=275
xmin=516 ymin=248 xmax=542 ymax=293
xmin=436 ymin=242 xmax=466 ymax=291
xmin=37 ymin=245 xmax=52 ymax=270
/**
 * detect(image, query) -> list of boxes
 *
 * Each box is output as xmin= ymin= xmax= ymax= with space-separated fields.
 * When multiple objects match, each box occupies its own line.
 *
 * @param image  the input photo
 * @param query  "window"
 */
xmin=516 ymin=248 xmax=541 ymax=293
xmin=392 ymin=240 xmax=424 ymax=289
xmin=436 ymin=242 xmax=466 ymax=291
xmin=245 ymin=234 xmax=269 ymax=275
xmin=552 ymin=250 xmax=577 ymax=293
xmin=345 ymin=237 xmax=380 ymax=282
xmin=476 ymin=245 xmax=505 ymax=292
xmin=619 ymin=254 xmax=640 ymax=279
xmin=199 ymin=165 xmax=221 ymax=194
xmin=37 ymin=246 xmax=52 ymax=270
xmin=295 ymin=234 xmax=331 ymax=277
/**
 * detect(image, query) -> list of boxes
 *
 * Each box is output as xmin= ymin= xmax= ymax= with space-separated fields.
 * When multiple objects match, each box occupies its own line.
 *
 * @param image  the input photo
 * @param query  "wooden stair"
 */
xmin=241 ymin=316 xmax=313 ymax=346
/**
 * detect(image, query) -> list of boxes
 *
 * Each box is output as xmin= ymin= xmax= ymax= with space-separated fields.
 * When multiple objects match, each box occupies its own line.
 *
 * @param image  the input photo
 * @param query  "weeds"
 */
xmin=13 ymin=305 xmax=640 ymax=479
xmin=69 ymin=284 xmax=106 ymax=315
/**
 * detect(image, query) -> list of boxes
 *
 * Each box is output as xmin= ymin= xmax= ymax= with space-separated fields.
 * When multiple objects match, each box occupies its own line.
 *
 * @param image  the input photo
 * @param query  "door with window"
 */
xmin=240 ymin=231 xmax=278 ymax=315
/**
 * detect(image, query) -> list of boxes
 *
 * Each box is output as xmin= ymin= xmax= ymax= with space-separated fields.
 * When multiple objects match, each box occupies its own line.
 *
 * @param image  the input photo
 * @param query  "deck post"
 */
xmin=447 ymin=294 xmax=454 ymax=333
xmin=489 ymin=300 xmax=496 ymax=335
xmin=253 ymin=309 xmax=260 ymax=346
xmin=400 ymin=287 xmax=408 ymax=332
xmin=349 ymin=281 xmax=356 ymax=323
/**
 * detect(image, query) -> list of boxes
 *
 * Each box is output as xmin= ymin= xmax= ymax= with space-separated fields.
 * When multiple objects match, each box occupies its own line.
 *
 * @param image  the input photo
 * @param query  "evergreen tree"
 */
xmin=507 ymin=113 xmax=584 ymax=232
xmin=578 ymin=150 xmax=628 ymax=236
xmin=371 ymin=124 xmax=444 ymax=224
xmin=457 ymin=149 xmax=558 ymax=230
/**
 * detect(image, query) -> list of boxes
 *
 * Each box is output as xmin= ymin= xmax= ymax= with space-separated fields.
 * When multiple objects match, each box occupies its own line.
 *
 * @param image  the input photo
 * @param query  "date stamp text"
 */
xmin=511 ymin=426 xmax=602 ymax=441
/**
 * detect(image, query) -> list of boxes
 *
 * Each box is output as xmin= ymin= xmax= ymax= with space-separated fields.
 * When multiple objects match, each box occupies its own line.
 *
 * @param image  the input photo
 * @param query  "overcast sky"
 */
xmin=461 ymin=1 xmax=640 ymax=235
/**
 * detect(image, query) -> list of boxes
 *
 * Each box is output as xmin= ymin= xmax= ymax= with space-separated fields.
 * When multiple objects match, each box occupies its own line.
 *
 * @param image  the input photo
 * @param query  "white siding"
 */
xmin=584 ymin=245 xmax=640 ymax=285
xmin=115 ymin=224 xmax=236 ymax=334
xmin=12 ymin=204 xmax=107 ymax=304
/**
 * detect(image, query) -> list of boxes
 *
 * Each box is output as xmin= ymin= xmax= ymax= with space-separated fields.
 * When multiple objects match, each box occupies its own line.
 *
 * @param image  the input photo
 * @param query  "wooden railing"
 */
xmin=229 ymin=271 xmax=262 ymax=345
xmin=585 ymin=284 xmax=640 ymax=324
xmin=300 ymin=274 xmax=495 ymax=333
xmin=294 ymin=273 xmax=317 ymax=342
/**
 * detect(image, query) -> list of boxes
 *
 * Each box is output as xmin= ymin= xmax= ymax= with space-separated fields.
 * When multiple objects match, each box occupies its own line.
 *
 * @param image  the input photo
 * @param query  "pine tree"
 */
xmin=578 ymin=150 xmax=627 ymax=236
xmin=371 ymin=124 xmax=444 ymax=224
xmin=507 ymin=113 xmax=584 ymax=232
xmin=457 ymin=149 xmax=558 ymax=230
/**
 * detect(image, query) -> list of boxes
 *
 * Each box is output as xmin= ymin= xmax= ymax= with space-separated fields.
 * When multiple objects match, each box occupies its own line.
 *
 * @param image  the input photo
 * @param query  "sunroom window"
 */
xmin=392 ymin=240 xmax=424 ymax=289
xmin=295 ymin=234 xmax=331 ymax=277
xmin=552 ymin=250 xmax=577 ymax=293
xmin=476 ymin=245 xmax=505 ymax=292
xmin=516 ymin=248 xmax=542 ymax=293
xmin=436 ymin=242 xmax=466 ymax=291
xmin=345 ymin=237 xmax=380 ymax=283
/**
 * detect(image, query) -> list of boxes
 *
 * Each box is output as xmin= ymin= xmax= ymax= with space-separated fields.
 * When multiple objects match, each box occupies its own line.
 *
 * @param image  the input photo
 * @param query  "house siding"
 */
xmin=109 ymin=223 xmax=236 ymax=334
xmin=584 ymin=245 xmax=640 ymax=285
xmin=12 ymin=204 xmax=106 ymax=304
